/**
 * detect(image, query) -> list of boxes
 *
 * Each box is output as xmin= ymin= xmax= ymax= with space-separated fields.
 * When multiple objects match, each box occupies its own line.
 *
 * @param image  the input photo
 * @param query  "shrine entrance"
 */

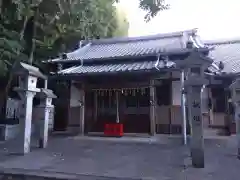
xmin=85 ymin=87 xmax=151 ymax=134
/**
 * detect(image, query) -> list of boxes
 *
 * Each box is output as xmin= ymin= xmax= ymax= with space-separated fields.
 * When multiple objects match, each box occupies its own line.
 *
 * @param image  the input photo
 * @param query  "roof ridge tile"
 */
xmin=84 ymin=29 xmax=197 ymax=45
xmin=204 ymin=38 xmax=240 ymax=46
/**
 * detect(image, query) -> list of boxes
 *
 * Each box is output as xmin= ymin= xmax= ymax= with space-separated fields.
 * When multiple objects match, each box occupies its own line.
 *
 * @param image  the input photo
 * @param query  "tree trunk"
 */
xmin=29 ymin=8 xmax=39 ymax=65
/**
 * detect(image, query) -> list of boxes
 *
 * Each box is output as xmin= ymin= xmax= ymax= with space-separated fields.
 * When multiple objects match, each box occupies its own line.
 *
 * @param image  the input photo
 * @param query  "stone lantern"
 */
xmin=13 ymin=62 xmax=47 ymax=154
xmin=35 ymin=88 xmax=57 ymax=148
xmin=176 ymin=49 xmax=213 ymax=168
xmin=229 ymin=78 xmax=240 ymax=159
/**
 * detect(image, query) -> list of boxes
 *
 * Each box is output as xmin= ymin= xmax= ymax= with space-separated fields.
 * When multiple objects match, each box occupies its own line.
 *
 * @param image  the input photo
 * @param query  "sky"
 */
xmin=119 ymin=0 xmax=240 ymax=40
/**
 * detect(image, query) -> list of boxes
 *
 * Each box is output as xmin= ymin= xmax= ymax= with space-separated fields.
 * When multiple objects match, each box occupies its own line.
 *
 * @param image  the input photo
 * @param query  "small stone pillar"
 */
xmin=229 ymin=79 xmax=240 ymax=158
xmin=176 ymin=50 xmax=212 ymax=168
xmin=36 ymin=89 xmax=57 ymax=148
xmin=13 ymin=62 xmax=46 ymax=154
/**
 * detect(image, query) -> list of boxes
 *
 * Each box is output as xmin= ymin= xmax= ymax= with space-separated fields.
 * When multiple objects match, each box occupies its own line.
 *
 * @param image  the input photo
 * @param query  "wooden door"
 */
xmin=52 ymin=81 xmax=70 ymax=131
xmin=121 ymin=88 xmax=150 ymax=133
xmin=88 ymin=90 xmax=117 ymax=132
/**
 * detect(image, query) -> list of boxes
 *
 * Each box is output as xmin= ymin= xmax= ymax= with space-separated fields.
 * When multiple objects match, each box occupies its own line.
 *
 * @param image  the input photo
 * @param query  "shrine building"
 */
xmin=46 ymin=29 xmax=240 ymax=136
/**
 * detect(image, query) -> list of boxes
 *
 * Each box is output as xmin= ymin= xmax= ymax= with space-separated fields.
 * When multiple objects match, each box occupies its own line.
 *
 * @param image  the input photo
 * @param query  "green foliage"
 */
xmin=0 ymin=0 xmax=168 ymax=115
xmin=0 ymin=0 xmax=120 ymax=71
xmin=113 ymin=6 xmax=129 ymax=37
xmin=139 ymin=0 xmax=169 ymax=22
xmin=0 ymin=19 xmax=26 ymax=76
xmin=0 ymin=0 xmax=167 ymax=75
xmin=39 ymin=0 xmax=120 ymax=53
xmin=114 ymin=0 xmax=169 ymax=22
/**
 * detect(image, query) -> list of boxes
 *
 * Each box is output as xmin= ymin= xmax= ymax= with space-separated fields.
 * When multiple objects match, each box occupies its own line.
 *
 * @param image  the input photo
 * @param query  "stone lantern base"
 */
xmin=0 ymin=124 xmax=20 ymax=141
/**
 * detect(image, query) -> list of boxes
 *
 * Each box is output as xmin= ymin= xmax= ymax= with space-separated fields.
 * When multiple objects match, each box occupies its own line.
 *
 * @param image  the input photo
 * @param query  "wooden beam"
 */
xmin=84 ymin=81 xmax=151 ymax=90
xmin=79 ymin=85 xmax=85 ymax=135
xmin=94 ymin=92 xmax=98 ymax=122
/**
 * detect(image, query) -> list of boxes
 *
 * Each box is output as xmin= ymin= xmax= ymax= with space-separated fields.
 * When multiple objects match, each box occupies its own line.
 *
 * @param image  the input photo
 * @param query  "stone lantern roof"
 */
xmin=14 ymin=62 xmax=47 ymax=79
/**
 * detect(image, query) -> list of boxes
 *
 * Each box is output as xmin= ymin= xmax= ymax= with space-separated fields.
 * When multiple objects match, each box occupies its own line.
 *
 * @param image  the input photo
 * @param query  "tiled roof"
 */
xmin=205 ymin=39 xmax=240 ymax=73
xmin=58 ymin=60 xmax=176 ymax=75
xmin=49 ymin=29 xmax=205 ymax=63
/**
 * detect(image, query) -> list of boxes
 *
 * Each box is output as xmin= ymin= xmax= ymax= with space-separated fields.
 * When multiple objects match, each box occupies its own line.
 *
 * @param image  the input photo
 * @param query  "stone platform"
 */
xmin=0 ymin=135 xmax=239 ymax=180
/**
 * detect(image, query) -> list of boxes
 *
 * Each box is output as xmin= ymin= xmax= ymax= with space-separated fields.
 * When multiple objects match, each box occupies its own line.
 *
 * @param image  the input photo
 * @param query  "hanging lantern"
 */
xmin=132 ymin=88 xmax=136 ymax=96
xmin=141 ymin=88 xmax=145 ymax=95
xmin=100 ymin=89 xmax=104 ymax=96
xmin=136 ymin=88 xmax=140 ymax=96
xmin=123 ymin=89 xmax=126 ymax=96
xmin=127 ymin=89 xmax=130 ymax=96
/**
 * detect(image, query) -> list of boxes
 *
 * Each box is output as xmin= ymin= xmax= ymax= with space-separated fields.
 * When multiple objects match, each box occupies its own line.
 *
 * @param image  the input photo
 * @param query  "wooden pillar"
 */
xmin=150 ymin=80 xmax=156 ymax=136
xmin=79 ymin=86 xmax=85 ymax=135
xmin=94 ymin=92 xmax=98 ymax=122
xmin=116 ymin=91 xmax=120 ymax=123
xmin=208 ymin=88 xmax=214 ymax=126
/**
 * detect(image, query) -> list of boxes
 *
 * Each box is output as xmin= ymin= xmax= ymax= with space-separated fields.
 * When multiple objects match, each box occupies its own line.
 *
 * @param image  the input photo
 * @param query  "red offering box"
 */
xmin=104 ymin=123 xmax=123 ymax=137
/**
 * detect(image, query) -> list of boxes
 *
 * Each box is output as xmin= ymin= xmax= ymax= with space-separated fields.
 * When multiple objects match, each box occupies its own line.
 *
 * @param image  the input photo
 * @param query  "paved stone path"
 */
xmin=0 ymin=135 xmax=238 ymax=180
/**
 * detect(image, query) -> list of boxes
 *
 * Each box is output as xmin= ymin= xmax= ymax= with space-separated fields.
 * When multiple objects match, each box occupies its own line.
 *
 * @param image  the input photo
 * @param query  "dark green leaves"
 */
xmin=0 ymin=0 xmax=169 ymax=77
xmin=139 ymin=0 xmax=169 ymax=22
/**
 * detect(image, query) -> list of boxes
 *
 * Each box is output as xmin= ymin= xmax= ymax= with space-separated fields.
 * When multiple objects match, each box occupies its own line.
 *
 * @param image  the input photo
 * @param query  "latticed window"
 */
xmin=125 ymin=88 xmax=150 ymax=108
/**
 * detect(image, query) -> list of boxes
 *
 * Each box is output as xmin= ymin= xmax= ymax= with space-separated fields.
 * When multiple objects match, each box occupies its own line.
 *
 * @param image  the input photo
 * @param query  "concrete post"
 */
xmin=187 ymin=85 xmax=205 ymax=167
xmin=37 ymin=89 xmax=56 ymax=148
xmin=229 ymin=79 xmax=240 ymax=158
xmin=18 ymin=91 xmax=37 ymax=154
xmin=13 ymin=62 xmax=47 ymax=155
xmin=186 ymin=75 xmax=209 ymax=168
xmin=235 ymin=102 xmax=240 ymax=158
xmin=39 ymin=104 xmax=50 ymax=148
xmin=176 ymin=49 xmax=212 ymax=168
xmin=14 ymin=76 xmax=40 ymax=154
